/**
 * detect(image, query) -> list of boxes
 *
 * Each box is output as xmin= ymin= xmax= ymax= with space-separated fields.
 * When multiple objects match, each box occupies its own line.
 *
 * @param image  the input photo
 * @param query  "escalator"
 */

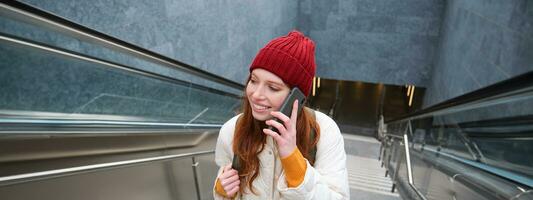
xmin=0 ymin=1 xmax=243 ymax=199
xmin=380 ymin=72 xmax=533 ymax=200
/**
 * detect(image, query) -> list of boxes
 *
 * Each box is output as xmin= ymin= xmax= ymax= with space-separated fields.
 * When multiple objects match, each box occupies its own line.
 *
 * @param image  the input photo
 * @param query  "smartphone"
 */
xmin=268 ymin=87 xmax=306 ymax=134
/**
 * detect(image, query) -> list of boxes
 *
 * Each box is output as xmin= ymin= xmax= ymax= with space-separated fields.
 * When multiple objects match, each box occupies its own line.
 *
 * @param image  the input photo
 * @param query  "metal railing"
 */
xmin=0 ymin=150 xmax=215 ymax=200
xmin=380 ymin=71 xmax=533 ymax=199
xmin=0 ymin=109 xmax=223 ymax=133
xmin=380 ymin=132 xmax=427 ymax=200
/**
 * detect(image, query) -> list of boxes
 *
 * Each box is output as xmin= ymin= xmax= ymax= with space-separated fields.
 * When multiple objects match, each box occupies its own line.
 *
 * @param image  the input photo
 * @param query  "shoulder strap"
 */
xmin=231 ymin=115 xmax=243 ymax=171
xmin=305 ymin=107 xmax=317 ymax=165
xmin=231 ymin=108 xmax=318 ymax=170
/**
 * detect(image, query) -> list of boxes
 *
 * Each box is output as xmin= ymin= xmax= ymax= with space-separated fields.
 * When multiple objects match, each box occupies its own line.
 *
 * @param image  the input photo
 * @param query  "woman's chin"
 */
xmin=251 ymin=111 xmax=271 ymax=121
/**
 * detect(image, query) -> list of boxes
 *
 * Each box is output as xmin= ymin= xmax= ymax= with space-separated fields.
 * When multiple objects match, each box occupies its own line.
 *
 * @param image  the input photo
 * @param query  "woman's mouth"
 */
xmin=252 ymin=103 xmax=271 ymax=112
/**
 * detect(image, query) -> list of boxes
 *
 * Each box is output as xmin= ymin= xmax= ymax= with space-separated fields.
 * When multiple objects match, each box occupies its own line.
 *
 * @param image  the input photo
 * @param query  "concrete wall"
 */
xmin=18 ymin=0 xmax=298 ymax=87
xmin=14 ymin=0 xmax=444 ymax=89
xmin=298 ymin=0 xmax=444 ymax=87
xmin=423 ymin=0 xmax=533 ymax=107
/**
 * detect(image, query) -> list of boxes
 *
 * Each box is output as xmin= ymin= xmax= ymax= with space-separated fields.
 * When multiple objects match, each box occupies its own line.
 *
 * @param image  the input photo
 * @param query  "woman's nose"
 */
xmin=250 ymin=85 xmax=266 ymax=100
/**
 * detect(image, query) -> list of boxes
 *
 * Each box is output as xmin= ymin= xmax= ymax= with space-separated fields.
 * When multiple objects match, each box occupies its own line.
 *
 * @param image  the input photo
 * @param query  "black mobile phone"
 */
xmin=268 ymin=87 xmax=306 ymax=134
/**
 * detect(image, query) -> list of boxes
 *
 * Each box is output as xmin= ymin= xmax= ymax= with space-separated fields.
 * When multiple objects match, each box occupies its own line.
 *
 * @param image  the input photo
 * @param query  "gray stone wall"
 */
xmin=19 ymin=0 xmax=298 ymax=86
xmin=423 ymin=0 xmax=533 ymax=107
xmin=5 ymin=0 xmax=530 ymax=114
xmin=298 ymin=0 xmax=444 ymax=87
xmin=16 ymin=0 xmax=443 ymax=88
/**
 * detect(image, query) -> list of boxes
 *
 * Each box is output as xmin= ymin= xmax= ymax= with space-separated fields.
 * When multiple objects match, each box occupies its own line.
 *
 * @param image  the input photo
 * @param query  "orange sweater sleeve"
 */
xmin=215 ymin=178 xmax=230 ymax=198
xmin=280 ymin=148 xmax=307 ymax=187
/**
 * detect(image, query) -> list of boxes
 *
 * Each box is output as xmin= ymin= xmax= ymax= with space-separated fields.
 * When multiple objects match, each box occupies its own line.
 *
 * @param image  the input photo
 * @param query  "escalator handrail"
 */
xmin=0 ymin=33 xmax=241 ymax=99
xmin=0 ymin=149 xmax=215 ymax=187
xmin=0 ymin=1 xmax=245 ymax=91
xmin=0 ymin=109 xmax=225 ymax=137
xmin=386 ymin=71 xmax=533 ymax=124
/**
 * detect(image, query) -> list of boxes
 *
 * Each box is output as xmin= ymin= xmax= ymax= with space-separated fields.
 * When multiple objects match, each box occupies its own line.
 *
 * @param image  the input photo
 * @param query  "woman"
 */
xmin=213 ymin=31 xmax=349 ymax=200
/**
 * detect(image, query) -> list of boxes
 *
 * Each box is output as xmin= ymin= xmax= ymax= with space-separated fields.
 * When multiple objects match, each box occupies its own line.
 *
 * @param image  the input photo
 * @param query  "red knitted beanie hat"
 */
xmin=250 ymin=30 xmax=316 ymax=96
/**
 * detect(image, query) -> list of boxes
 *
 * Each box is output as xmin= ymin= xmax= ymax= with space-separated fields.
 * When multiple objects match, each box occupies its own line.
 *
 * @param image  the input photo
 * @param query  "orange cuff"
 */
xmin=215 ymin=178 xmax=229 ymax=197
xmin=281 ymin=148 xmax=307 ymax=187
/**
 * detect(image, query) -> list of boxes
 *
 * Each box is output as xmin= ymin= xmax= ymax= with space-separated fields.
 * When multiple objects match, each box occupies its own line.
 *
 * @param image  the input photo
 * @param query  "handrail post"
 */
xmin=404 ymin=124 xmax=414 ymax=184
xmin=191 ymin=156 xmax=202 ymax=200
xmin=385 ymin=138 xmax=397 ymax=177
xmin=391 ymin=141 xmax=404 ymax=192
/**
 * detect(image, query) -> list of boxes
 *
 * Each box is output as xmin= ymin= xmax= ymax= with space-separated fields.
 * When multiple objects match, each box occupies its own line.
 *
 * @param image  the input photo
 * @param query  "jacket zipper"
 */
xmin=271 ymin=138 xmax=278 ymax=200
xmin=272 ymin=153 xmax=276 ymax=199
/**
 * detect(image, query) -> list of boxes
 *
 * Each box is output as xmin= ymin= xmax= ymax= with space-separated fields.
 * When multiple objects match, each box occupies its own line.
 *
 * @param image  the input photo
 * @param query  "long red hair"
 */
xmin=232 ymin=86 xmax=320 ymax=194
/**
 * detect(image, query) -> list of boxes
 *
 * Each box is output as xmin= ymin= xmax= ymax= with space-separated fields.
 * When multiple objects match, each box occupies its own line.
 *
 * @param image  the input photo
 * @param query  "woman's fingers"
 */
xmin=263 ymin=128 xmax=283 ymax=141
xmin=270 ymin=111 xmax=290 ymax=124
xmin=218 ymin=165 xmax=240 ymax=196
xmin=224 ymin=179 xmax=240 ymax=191
xmin=219 ymin=167 xmax=237 ymax=180
xmin=221 ymin=173 xmax=239 ymax=187
xmin=220 ymin=167 xmax=240 ymax=197
xmin=264 ymin=100 xmax=299 ymax=158
xmin=226 ymin=185 xmax=240 ymax=197
xmin=290 ymin=100 xmax=299 ymax=124
xmin=266 ymin=119 xmax=287 ymax=135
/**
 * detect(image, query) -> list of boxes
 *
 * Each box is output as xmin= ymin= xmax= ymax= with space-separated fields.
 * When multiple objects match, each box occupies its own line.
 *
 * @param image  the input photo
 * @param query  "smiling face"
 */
xmin=246 ymin=68 xmax=291 ymax=121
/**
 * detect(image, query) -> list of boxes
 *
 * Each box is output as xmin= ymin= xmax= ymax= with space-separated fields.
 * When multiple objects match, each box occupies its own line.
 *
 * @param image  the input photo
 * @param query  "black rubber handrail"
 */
xmin=387 ymin=71 xmax=533 ymax=123
xmin=0 ymin=32 xmax=241 ymax=99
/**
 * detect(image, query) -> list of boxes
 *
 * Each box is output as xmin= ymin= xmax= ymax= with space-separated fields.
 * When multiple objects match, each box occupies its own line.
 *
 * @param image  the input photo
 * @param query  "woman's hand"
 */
xmin=263 ymin=100 xmax=299 ymax=158
xmin=218 ymin=164 xmax=240 ymax=197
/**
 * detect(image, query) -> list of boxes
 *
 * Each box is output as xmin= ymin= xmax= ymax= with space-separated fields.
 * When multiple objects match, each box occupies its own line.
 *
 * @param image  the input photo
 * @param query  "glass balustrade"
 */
xmin=0 ymin=3 xmax=243 ymax=133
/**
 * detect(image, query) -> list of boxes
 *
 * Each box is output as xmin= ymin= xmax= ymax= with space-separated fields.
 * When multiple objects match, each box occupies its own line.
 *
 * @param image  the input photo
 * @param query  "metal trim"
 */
xmin=1 ymin=118 xmax=223 ymax=128
xmin=0 ymin=150 xmax=215 ymax=187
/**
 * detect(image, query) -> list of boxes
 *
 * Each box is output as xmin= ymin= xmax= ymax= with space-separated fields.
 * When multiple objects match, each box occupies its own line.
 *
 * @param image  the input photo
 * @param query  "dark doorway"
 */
xmin=307 ymin=78 xmax=425 ymax=137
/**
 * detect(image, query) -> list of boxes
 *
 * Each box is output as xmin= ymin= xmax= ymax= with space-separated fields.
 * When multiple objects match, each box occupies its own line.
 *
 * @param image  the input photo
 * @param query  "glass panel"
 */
xmin=471 ymin=136 xmax=533 ymax=177
xmin=0 ymin=5 xmax=242 ymax=128
xmin=0 ymin=36 xmax=240 ymax=124
xmin=196 ymin=153 xmax=218 ymax=200
xmin=388 ymin=86 xmax=533 ymax=188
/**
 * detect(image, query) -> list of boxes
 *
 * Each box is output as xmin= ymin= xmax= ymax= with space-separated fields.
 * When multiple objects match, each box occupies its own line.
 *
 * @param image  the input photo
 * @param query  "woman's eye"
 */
xmin=249 ymin=79 xmax=256 ymax=84
xmin=269 ymin=86 xmax=280 ymax=91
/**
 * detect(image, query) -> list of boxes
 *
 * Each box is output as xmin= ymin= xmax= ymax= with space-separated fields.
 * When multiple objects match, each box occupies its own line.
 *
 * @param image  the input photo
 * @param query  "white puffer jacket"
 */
xmin=213 ymin=110 xmax=350 ymax=200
